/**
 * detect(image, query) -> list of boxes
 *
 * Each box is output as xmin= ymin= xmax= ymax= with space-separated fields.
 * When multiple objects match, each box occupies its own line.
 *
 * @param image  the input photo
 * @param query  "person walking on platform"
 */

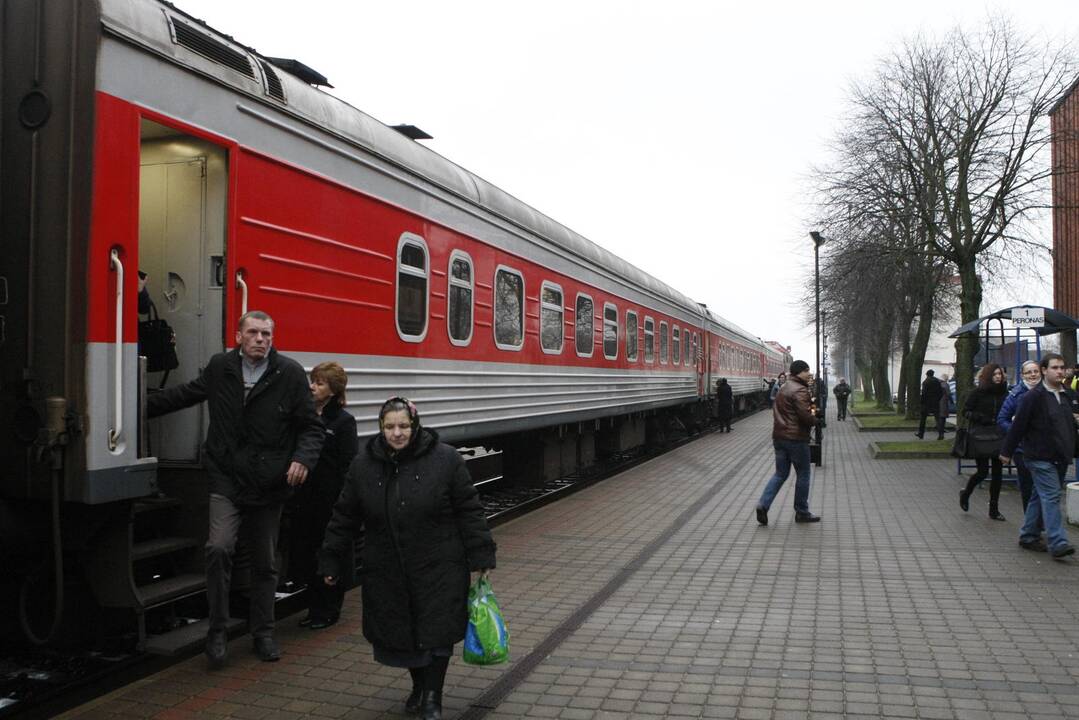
xmin=768 ymin=372 xmax=785 ymax=408
xmin=754 ymin=360 xmax=820 ymax=525
xmin=716 ymin=378 xmax=734 ymax=432
xmin=959 ymin=363 xmax=1008 ymax=520
xmin=1000 ymin=353 xmax=1077 ymax=559
xmin=288 ymin=361 xmax=358 ymax=630
xmin=997 ymin=360 xmax=1042 ymax=512
xmin=916 ymin=369 xmax=945 ymax=440
xmin=320 ymin=398 xmax=497 ymax=720
xmin=833 ymin=377 xmax=851 ymax=420
xmin=148 ymin=311 xmax=324 ymax=665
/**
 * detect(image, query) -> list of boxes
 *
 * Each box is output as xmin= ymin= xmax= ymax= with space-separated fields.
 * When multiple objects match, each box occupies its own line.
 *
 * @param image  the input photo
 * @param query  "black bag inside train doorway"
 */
xmin=138 ymin=299 xmax=179 ymax=375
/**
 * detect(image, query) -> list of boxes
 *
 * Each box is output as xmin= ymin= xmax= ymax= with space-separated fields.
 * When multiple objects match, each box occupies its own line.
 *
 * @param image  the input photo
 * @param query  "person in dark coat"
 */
xmin=997 ymin=360 xmax=1043 ymax=511
xmin=959 ymin=364 xmax=1008 ymax=520
xmin=1000 ymin=353 xmax=1078 ymax=559
xmin=916 ymin=369 xmax=945 ymax=440
xmin=320 ymin=398 xmax=496 ymax=720
xmin=148 ymin=310 xmax=324 ymax=664
xmin=716 ymin=378 xmax=734 ymax=432
xmin=288 ymin=362 xmax=358 ymax=629
xmin=832 ymin=378 xmax=851 ymax=421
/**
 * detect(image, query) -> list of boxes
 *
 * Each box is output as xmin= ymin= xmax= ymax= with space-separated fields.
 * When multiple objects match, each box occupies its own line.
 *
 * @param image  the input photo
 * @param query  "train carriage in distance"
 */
xmin=0 ymin=0 xmax=789 ymax=652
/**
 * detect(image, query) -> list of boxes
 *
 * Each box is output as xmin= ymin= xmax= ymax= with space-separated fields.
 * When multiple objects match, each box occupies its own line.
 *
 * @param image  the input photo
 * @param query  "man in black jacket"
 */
xmin=916 ymin=369 xmax=945 ymax=439
xmin=1000 ymin=353 xmax=1077 ymax=560
xmin=149 ymin=311 xmax=324 ymax=664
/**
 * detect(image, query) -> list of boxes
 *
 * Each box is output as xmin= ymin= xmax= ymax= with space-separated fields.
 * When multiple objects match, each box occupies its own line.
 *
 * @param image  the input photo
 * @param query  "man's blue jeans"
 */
xmin=758 ymin=439 xmax=812 ymax=514
xmin=1020 ymin=460 xmax=1070 ymax=552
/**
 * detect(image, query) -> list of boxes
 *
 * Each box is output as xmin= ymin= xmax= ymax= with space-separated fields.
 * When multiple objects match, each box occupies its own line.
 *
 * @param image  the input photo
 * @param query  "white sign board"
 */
xmin=1012 ymin=307 xmax=1045 ymax=328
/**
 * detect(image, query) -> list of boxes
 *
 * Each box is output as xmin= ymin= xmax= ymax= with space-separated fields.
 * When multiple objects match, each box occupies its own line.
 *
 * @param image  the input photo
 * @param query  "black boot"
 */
xmin=420 ymin=690 xmax=442 ymax=720
xmin=989 ymin=504 xmax=1006 ymax=521
xmin=405 ymin=668 xmax=423 ymax=714
xmin=959 ymin=489 xmax=970 ymax=512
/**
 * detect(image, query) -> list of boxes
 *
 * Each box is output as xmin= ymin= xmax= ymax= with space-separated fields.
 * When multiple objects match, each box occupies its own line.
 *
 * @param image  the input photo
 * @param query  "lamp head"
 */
xmin=810 ymin=231 xmax=826 ymax=247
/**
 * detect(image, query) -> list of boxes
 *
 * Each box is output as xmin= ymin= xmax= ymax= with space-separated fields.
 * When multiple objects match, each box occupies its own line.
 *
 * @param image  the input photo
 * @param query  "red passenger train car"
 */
xmin=0 ymin=0 xmax=790 ymax=649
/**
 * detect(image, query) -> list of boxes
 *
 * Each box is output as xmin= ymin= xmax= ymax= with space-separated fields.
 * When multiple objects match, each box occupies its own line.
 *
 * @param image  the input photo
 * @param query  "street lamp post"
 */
xmin=810 ymin=231 xmax=827 ymax=465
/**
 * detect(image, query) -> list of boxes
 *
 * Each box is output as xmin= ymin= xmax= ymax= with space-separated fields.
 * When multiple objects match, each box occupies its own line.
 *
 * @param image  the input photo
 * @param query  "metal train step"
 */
xmin=143 ymin=617 xmax=244 ymax=656
xmin=136 ymin=572 xmax=206 ymax=608
xmin=131 ymin=536 xmax=200 ymax=561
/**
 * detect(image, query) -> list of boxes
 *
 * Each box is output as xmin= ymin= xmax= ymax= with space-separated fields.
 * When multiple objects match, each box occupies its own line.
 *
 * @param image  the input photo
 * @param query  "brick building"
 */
xmin=1051 ymin=77 xmax=1079 ymax=359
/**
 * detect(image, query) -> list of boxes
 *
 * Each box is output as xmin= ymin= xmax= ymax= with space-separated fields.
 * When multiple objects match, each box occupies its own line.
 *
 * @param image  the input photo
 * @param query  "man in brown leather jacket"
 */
xmin=754 ymin=360 xmax=821 ymax=525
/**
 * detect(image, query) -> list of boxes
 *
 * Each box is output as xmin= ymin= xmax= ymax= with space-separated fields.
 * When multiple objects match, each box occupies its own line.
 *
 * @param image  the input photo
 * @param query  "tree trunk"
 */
xmin=953 ymin=261 xmax=982 ymax=412
xmin=855 ymin=353 xmax=874 ymax=403
xmin=895 ymin=313 xmax=914 ymax=414
xmin=903 ymin=297 xmax=934 ymax=419
xmin=872 ymin=357 xmax=892 ymax=410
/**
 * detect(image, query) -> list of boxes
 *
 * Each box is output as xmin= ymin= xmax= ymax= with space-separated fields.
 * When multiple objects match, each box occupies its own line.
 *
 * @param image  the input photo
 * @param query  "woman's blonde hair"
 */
xmin=310 ymin=361 xmax=347 ymax=406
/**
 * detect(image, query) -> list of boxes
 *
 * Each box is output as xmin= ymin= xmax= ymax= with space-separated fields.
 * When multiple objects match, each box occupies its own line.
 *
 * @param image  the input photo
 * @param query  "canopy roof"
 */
xmin=948 ymin=305 xmax=1079 ymax=338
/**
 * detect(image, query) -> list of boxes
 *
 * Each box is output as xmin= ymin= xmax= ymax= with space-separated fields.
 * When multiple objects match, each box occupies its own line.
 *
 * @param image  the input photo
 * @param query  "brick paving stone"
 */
xmin=56 ymin=407 xmax=1079 ymax=719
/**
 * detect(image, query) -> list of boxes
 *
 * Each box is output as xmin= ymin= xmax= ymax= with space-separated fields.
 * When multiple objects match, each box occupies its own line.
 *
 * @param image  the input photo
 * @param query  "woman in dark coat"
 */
xmin=960 ymin=363 xmax=1009 ymax=520
xmin=288 ymin=361 xmax=358 ymax=629
xmin=320 ymin=398 xmax=496 ymax=720
xmin=716 ymin=378 xmax=734 ymax=432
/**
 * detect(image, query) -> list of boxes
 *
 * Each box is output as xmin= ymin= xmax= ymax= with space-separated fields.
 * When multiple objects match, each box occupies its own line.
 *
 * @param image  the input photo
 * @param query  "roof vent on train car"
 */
xmin=170 ymin=19 xmax=256 ymax=80
xmin=265 ymin=57 xmax=333 ymax=88
xmin=391 ymin=124 xmax=434 ymax=141
xmin=257 ymin=59 xmax=286 ymax=102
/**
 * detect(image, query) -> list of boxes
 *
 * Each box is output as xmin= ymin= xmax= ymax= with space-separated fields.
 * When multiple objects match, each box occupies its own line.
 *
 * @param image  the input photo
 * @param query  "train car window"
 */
xmin=396 ymin=233 xmax=429 ymax=342
xmin=494 ymin=266 xmax=525 ymax=350
xmin=691 ymin=334 xmax=698 ymax=367
xmin=603 ymin=304 xmax=619 ymax=360
xmin=672 ymin=326 xmax=681 ymax=365
xmin=626 ymin=312 xmax=639 ymax=362
xmin=575 ymin=294 xmax=594 ymax=357
xmin=659 ymin=321 xmax=669 ymax=364
xmin=447 ymin=251 xmax=474 ymax=346
xmin=540 ymin=282 xmax=564 ymax=354
xmin=644 ymin=317 xmax=655 ymax=363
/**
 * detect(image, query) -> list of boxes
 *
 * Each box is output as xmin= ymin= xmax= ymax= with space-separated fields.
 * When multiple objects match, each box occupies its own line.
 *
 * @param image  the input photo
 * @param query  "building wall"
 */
xmin=1052 ymin=81 xmax=1079 ymax=316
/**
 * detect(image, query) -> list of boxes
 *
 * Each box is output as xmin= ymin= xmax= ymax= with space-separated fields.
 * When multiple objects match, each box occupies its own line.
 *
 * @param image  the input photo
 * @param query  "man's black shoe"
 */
xmin=298 ymin=614 xmax=313 ymax=628
xmin=914 ymin=433 xmax=923 ymax=439
xmin=205 ymin=630 xmax=227 ymax=666
xmin=1019 ymin=538 xmax=1048 ymax=552
xmin=253 ymin=636 xmax=281 ymax=662
xmin=1051 ymin=544 xmax=1076 ymax=559
xmin=755 ymin=507 xmax=768 ymax=526
xmin=794 ymin=512 xmax=821 ymax=523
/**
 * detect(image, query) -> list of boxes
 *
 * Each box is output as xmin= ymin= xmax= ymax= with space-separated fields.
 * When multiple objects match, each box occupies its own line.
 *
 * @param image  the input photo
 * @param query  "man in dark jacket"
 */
xmin=1000 ymin=353 xmax=1077 ymax=559
xmin=833 ymin=378 xmax=852 ymax=421
xmin=148 ymin=311 xmax=324 ymax=664
xmin=916 ymin=369 xmax=945 ymax=439
xmin=754 ymin=360 xmax=820 ymax=525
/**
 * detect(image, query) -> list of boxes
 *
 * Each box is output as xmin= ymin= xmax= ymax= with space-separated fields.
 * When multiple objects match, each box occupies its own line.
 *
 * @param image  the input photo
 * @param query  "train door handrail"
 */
xmin=236 ymin=270 xmax=248 ymax=316
xmin=109 ymin=248 xmax=123 ymax=451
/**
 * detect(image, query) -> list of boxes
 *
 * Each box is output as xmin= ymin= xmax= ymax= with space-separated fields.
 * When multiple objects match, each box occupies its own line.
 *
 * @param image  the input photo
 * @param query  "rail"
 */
xmin=235 ymin=270 xmax=248 ymax=315
xmin=109 ymin=248 xmax=123 ymax=451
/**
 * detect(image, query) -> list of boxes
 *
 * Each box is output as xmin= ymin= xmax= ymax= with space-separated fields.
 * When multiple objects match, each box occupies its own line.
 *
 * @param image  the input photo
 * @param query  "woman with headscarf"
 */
xmin=959 ymin=363 xmax=1009 ymax=520
xmin=320 ymin=398 xmax=496 ymax=720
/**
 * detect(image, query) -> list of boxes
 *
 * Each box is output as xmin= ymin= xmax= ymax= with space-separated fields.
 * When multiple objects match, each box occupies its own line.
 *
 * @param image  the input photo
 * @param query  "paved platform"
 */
xmin=61 ymin=406 xmax=1079 ymax=719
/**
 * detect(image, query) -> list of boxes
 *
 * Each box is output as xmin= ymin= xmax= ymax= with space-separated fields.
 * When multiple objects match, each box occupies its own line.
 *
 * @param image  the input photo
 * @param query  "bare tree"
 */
xmin=852 ymin=19 xmax=1075 ymax=406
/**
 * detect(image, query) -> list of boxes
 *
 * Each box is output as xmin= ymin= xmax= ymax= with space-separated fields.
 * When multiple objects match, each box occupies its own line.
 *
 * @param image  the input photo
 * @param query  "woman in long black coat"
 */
xmin=320 ymin=398 xmax=496 ymax=720
xmin=959 ymin=363 xmax=1009 ymax=520
xmin=287 ymin=361 xmax=358 ymax=629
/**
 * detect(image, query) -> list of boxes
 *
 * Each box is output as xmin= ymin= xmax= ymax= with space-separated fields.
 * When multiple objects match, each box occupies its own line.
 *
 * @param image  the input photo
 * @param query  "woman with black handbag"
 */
xmin=959 ymin=364 xmax=1009 ymax=520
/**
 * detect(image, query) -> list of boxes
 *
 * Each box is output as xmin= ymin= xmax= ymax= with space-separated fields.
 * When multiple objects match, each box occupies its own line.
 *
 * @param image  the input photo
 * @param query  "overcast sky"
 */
xmin=174 ymin=0 xmax=1077 ymax=365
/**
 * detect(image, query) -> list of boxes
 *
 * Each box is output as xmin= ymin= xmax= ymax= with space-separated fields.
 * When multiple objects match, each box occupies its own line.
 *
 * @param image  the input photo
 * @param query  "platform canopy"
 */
xmin=948 ymin=305 xmax=1079 ymax=338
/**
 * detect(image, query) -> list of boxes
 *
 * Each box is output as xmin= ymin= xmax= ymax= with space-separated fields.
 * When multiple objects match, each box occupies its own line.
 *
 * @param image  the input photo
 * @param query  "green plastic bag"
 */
xmin=463 ymin=576 xmax=509 ymax=665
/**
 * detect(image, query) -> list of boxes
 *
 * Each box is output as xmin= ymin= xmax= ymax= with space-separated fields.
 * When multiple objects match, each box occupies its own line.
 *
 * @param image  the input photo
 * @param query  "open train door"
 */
xmin=138 ymin=119 xmax=228 ymax=464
